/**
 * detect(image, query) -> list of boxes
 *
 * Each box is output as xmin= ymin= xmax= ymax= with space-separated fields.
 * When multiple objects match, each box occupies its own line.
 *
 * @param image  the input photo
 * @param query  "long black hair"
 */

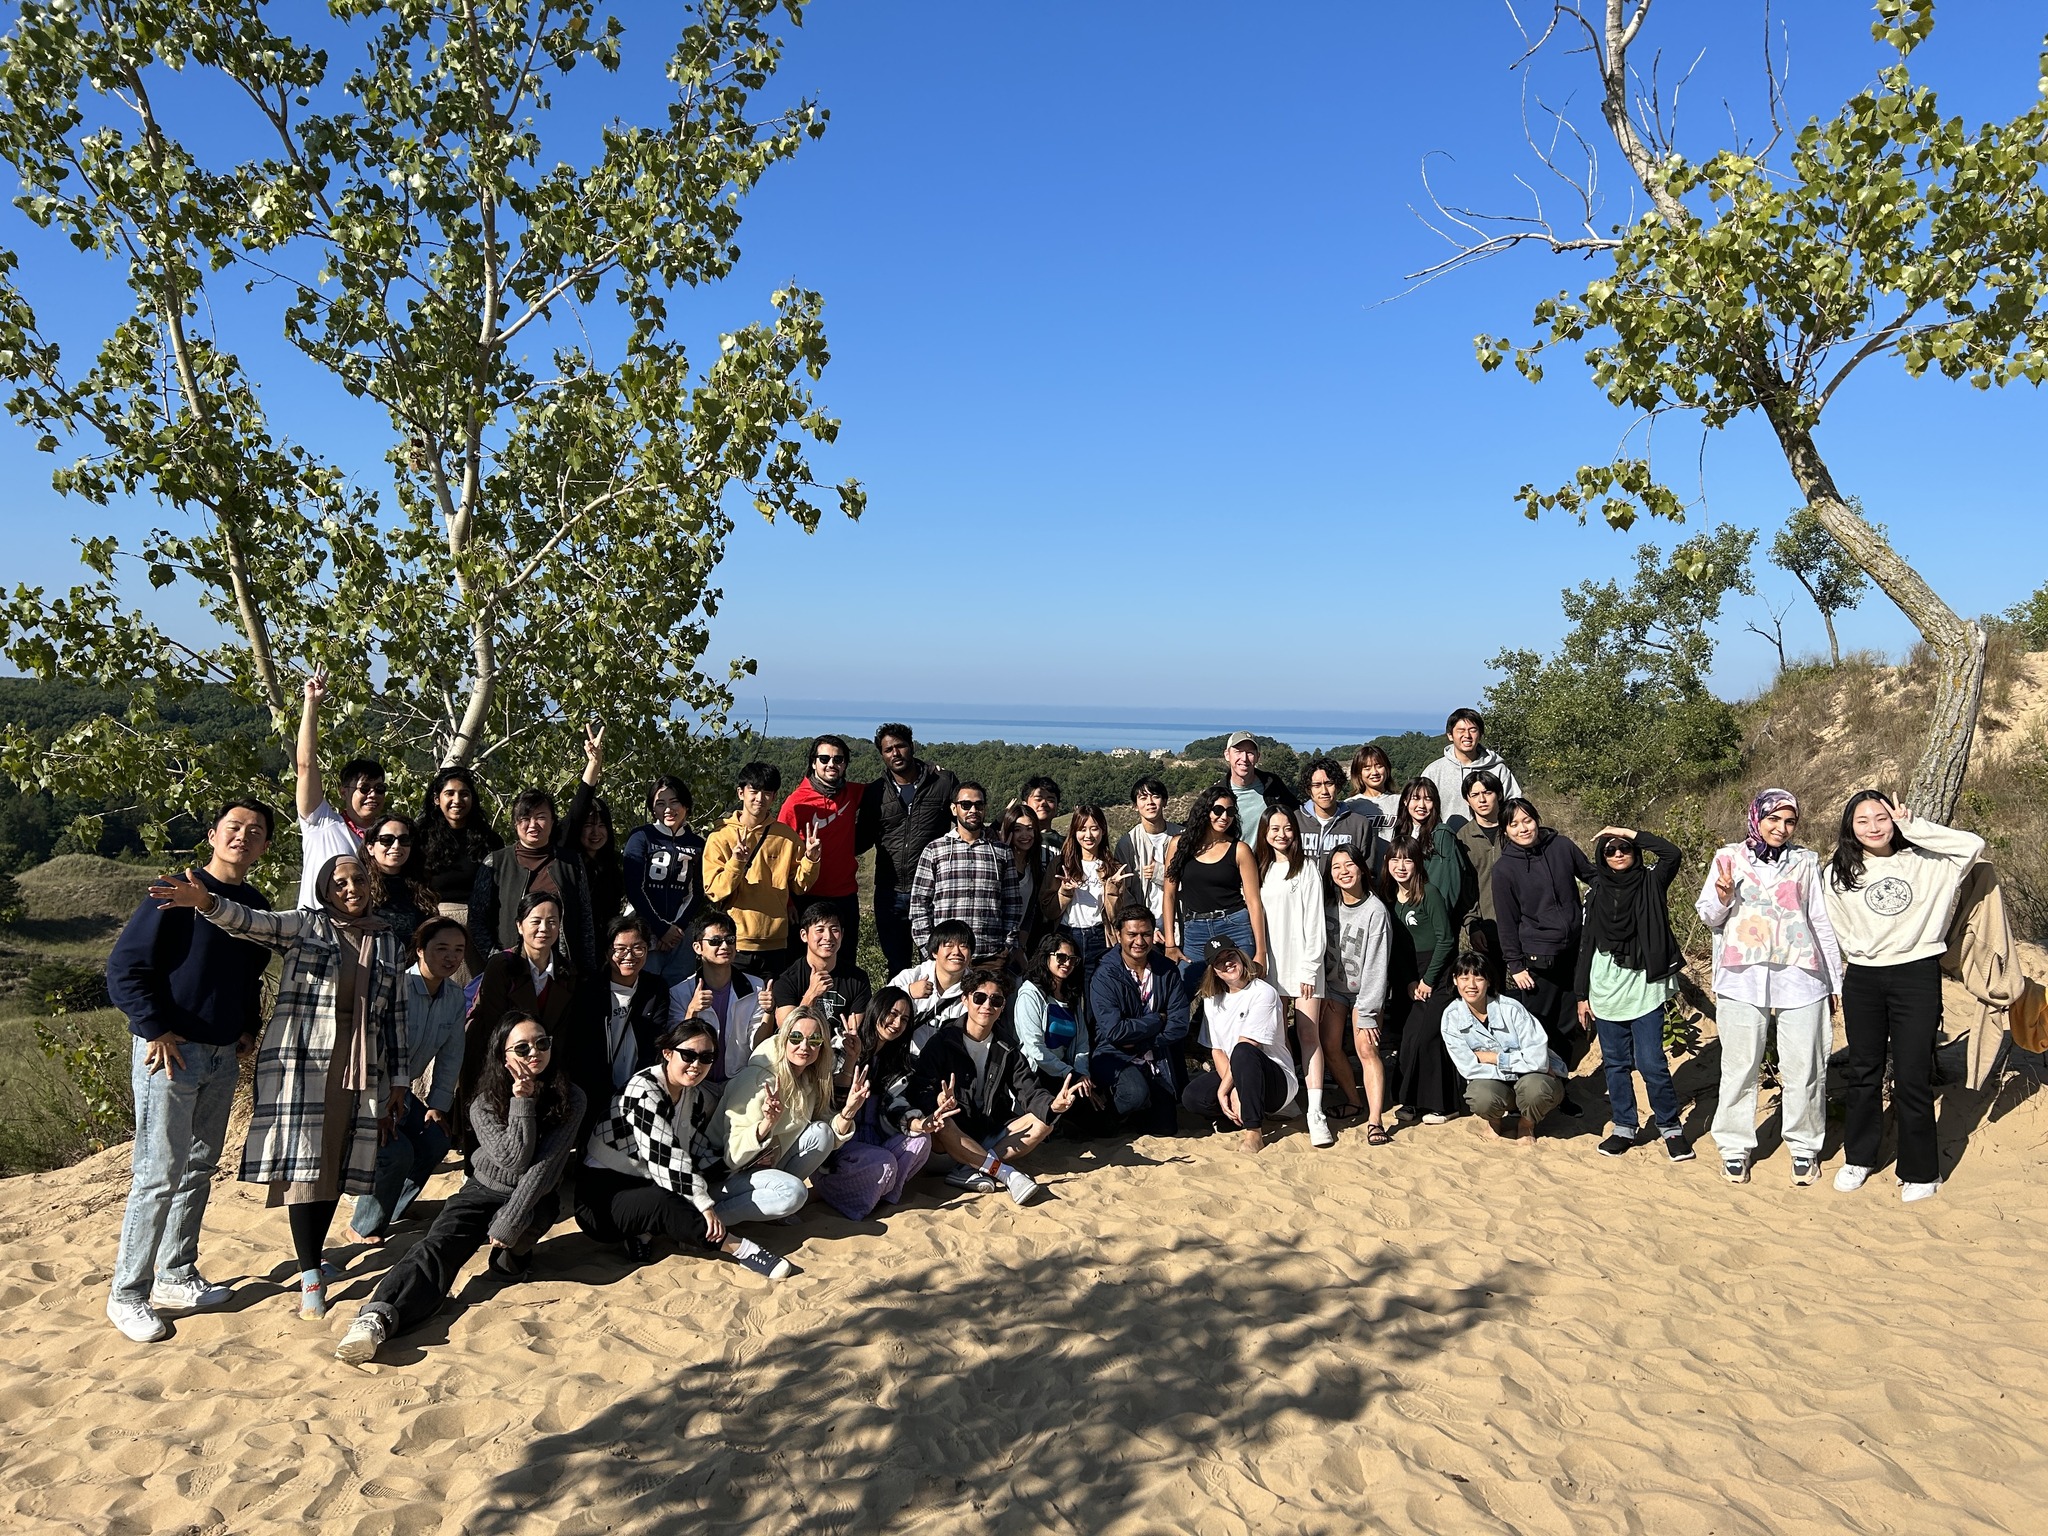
xmin=1828 ymin=788 xmax=1915 ymax=892
xmin=1167 ymin=785 xmax=1241 ymax=885
xmin=459 ymin=1010 xmax=576 ymax=1154
xmin=1025 ymin=932 xmax=1083 ymax=1007
xmin=856 ymin=986 xmax=918 ymax=1086
xmin=1392 ymin=778 xmax=1443 ymax=845
xmin=419 ymin=766 xmax=503 ymax=879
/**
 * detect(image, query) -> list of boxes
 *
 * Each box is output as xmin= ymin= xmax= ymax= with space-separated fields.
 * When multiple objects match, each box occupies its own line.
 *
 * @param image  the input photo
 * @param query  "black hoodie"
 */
xmin=1492 ymin=828 xmax=1596 ymax=972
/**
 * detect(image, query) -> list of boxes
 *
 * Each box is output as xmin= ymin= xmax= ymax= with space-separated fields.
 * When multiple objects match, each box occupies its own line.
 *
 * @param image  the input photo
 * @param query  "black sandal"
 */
xmin=1326 ymin=1099 xmax=1363 ymax=1121
xmin=1365 ymin=1122 xmax=1392 ymax=1147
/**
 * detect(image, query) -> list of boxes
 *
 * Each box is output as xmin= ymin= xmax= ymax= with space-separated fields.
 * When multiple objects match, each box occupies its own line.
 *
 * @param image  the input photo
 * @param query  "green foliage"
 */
xmin=1771 ymin=504 xmax=1873 ymax=661
xmin=0 ymin=868 xmax=21 ymax=925
xmin=2004 ymin=578 xmax=2048 ymax=650
xmin=1483 ymin=3 xmax=2048 ymax=528
xmin=1483 ymin=526 xmax=1756 ymax=822
xmin=27 ymin=958 xmax=108 ymax=1015
xmin=29 ymin=1010 xmax=130 ymax=1151
xmin=0 ymin=0 xmax=861 ymax=855
xmin=1660 ymin=997 xmax=1702 ymax=1061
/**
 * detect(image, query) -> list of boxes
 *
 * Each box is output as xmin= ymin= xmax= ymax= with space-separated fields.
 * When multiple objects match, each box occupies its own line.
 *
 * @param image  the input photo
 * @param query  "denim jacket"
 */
xmin=1439 ymin=995 xmax=1564 ymax=1081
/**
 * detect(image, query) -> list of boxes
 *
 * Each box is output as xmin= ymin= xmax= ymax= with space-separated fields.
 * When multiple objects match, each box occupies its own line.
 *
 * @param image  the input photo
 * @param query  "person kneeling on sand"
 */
xmin=572 ymin=1017 xmax=796 ymax=1280
xmin=1180 ymin=939 xmax=1298 ymax=1154
xmin=1439 ymin=955 xmax=1566 ymax=1142
xmin=909 ymin=970 xmax=1078 ymax=1205
xmin=334 ymin=1012 xmax=584 ymax=1363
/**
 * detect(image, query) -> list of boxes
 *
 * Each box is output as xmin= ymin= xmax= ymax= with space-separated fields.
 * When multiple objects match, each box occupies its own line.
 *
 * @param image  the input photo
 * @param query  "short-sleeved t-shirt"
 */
xmin=771 ymin=956 xmax=873 ymax=1035
xmin=296 ymin=799 xmax=363 ymax=910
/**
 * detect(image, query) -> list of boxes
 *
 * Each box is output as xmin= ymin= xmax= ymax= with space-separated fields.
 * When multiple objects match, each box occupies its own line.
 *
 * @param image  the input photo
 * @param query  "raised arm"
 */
xmin=149 ymin=870 xmax=312 ymax=955
xmin=294 ymin=673 xmax=327 ymax=820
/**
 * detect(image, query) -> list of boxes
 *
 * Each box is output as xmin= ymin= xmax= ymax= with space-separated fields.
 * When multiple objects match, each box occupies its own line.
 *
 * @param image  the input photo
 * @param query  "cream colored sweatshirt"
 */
xmin=1821 ymin=816 xmax=1983 ymax=968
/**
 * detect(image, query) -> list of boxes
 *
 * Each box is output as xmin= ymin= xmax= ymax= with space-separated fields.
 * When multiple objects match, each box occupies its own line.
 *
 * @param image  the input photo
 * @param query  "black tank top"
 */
xmin=1178 ymin=840 xmax=1245 ymax=915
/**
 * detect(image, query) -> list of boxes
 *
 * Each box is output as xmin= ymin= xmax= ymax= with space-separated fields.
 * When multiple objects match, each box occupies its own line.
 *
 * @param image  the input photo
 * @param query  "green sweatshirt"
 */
xmin=1395 ymin=885 xmax=1457 ymax=988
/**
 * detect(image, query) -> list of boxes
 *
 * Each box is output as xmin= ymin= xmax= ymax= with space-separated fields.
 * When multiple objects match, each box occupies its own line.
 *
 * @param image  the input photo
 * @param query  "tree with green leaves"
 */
xmin=1434 ymin=0 xmax=2047 ymax=818
xmin=1770 ymin=504 xmax=1872 ymax=667
xmin=0 ymin=0 xmax=862 ymax=852
xmin=2006 ymin=580 xmax=2048 ymax=651
xmin=1483 ymin=524 xmax=1756 ymax=823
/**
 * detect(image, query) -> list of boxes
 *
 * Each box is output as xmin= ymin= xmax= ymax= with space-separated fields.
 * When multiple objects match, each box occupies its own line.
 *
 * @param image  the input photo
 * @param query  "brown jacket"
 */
xmin=1941 ymin=859 xmax=2023 ymax=1090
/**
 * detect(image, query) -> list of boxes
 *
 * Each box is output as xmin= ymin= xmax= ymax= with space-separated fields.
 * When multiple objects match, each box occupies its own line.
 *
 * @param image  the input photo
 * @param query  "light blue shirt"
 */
xmin=1439 ymin=994 xmax=1562 ymax=1082
xmin=407 ymin=971 xmax=469 ymax=1111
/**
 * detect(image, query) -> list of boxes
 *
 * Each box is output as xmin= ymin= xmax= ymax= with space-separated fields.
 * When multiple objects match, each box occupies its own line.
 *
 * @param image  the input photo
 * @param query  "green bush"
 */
xmin=29 ymin=1012 xmax=131 ymax=1150
xmin=28 ymin=958 xmax=110 ymax=1014
xmin=0 ymin=868 xmax=22 ymax=926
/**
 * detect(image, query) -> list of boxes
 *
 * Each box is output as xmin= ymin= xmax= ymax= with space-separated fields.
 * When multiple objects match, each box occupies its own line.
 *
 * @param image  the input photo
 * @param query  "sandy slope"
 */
xmin=3 ymin=1040 xmax=2046 ymax=1536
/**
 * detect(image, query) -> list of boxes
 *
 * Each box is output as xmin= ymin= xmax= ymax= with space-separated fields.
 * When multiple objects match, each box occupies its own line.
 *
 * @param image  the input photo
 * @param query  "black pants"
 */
xmin=1181 ymin=1043 xmax=1287 ymax=1127
xmin=735 ymin=946 xmax=790 ymax=984
xmin=573 ymin=1162 xmax=715 ymax=1252
xmin=1391 ymin=986 xmax=1461 ymax=1115
xmin=366 ymin=1177 xmax=556 ymax=1337
xmin=1842 ymin=956 xmax=1943 ymax=1184
xmin=1510 ymin=948 xmax=1589 ymax=1068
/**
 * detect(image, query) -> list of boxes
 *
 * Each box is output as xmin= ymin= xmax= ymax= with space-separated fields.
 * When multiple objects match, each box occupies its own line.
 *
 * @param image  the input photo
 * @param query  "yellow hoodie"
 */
xmin=704 ymin=813 xmax=821 ymax=954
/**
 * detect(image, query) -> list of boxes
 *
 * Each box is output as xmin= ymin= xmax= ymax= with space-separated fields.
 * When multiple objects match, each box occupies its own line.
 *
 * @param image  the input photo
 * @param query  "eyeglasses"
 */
xmin=508 ymin=1037 xmax=553 ymax=1058
xmin=669 ymin=1047 xmax=717 ymax=1067
xmin=968 ymin=990 xmax=1004 ymax=1008
xmin=699 ymin=933 xmax=735 ymax=949
xmin=611 ymin=943 xmax=649 ymax=958
xmin=786 ymin=1033 xmax=825 ymax=1049
xmin=370 ymin=833 xmax=412 ymax=847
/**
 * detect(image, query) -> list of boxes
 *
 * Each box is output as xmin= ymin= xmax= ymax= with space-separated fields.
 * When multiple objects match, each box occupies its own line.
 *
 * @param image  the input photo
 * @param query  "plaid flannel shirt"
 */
xmin=592 ymin=1066 xmax=724 ymax=1210
xmin=909 ymin=830 xmax=1023 ymax=958
xmin=205 ymin=899 xmax=409 ymax=1194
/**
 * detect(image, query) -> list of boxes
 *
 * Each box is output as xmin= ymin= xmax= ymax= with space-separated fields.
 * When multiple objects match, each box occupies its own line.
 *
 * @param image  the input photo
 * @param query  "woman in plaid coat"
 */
xmin=151 ymin=852 xmax=409 ymax=1321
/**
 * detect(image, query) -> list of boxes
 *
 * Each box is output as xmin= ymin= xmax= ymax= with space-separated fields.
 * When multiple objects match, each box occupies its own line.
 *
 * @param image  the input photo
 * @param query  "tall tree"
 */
xmin=1433 ymin=1 xmax=2047 ymax=818
xmin=0 ymin=0 xmax=862 ymax=848
xmin=1770 ymin=504 xmax=1873 ymax=667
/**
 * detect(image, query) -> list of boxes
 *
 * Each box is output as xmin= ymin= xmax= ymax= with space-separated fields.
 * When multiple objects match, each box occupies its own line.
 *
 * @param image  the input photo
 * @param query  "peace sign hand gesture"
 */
xmin=1050 ymin=1071 xmax=1080 ymax=1115
xmin=840 ymin=1065 xmax=871 ymax=1121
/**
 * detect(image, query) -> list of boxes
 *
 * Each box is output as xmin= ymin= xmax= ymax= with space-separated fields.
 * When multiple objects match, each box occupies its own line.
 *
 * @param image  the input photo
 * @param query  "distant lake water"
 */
xmin=732 ymin=700 xmax=1439 ymax=755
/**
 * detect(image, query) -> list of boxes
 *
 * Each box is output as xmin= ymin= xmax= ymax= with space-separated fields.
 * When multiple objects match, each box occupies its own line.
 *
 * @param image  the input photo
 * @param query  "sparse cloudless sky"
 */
xmin=3 ymin=1 xmax=2043 ymax=725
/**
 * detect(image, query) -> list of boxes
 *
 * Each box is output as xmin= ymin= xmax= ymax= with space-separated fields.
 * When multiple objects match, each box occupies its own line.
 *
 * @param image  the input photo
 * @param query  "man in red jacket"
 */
xmin=778 ymin=735 xmax=865 ymax=952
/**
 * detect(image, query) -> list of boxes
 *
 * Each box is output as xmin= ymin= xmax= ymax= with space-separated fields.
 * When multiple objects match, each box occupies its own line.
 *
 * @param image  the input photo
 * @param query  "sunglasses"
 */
xmin=1208 ymin=805 xmax=1233 ymax=818
xmin=370 ymin=833 xmax=413 ymax=847
xmin=955 ymin=799 xmax=985 ymax=811
xmin=508 ymin=1037 xmax=554 ymax=1058
xmin=814 ymin=754 xmax=847 ymax=766
xmin=1047 ymin=952 xmax=1078 ymax=966
xmin=668 ymin=1047 xmax=718 ymax=1067
xmin=786 ymin=1032 xmax=826 ymax=1048
xmin=968 ymin=990 xmax=1004 ymax=1008
xmin=699 ymin=933 xmax=735 ymax=948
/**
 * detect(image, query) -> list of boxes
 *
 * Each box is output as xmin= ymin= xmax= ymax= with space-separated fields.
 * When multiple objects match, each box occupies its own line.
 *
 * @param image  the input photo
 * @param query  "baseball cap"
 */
xmin=1225 ymin=730 xmax=1256 ymax=750
xmin=1204 ymin=936 xmax=1248 ymax=965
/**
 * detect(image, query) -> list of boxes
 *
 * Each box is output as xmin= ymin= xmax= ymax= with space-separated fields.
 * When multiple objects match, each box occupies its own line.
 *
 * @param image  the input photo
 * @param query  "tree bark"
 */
xmin=1822 ymin=609 xmax=1841 ymax=669
xmin=1769 ymin=421 xmax=1984 ymax=818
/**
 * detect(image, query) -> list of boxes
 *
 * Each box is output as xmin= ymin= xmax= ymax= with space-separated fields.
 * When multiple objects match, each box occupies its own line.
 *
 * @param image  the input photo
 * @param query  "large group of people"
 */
xmin=102 ymin=686 xmax=1991 ymax=1364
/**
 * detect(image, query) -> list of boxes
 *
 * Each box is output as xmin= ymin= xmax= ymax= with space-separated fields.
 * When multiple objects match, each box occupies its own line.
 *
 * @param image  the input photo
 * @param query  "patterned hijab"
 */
xmin=1745 ymin=789 xmax=1799 ymax=864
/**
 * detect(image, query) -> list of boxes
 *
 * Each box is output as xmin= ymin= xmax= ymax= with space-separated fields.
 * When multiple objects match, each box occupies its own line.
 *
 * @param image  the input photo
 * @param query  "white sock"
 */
xmin=731 ymin=1238 xmax=763 ymax=1262
xmin=1308 ymin=1087 xmax=1326 ymax=1116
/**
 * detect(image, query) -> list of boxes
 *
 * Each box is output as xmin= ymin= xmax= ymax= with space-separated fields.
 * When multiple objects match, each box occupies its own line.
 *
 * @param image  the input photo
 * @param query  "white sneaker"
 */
xmin=999 ymin=1166 xmax=1044 ymax=1207
xmin=107 ymin=1298 xmax=169 ymax=1343
xmin=1420 ymin=1112 xmax=1452 ymax=1126
xmin=1833 ymin=1163 xmax=1872 ymax=1192
xmin=151 ymin=1275 xmax=230 ymax=1311
xmin=1900 ymin=1180 xmax=1943 ymax=1204
xmin=334 ymin=1311 xmax=388 ymax=1364
xmin=1307 ymin=1111 xmax=1335 ymax=1149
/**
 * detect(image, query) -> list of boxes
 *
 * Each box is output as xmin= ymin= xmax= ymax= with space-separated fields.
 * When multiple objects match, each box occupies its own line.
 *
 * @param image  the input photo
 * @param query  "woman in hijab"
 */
xmin=1695 ymin=790 xmax=1844 ymax=1187
xmin=1573 ymin=826 xmax=1693 ymax=1163
xmin=148 ymin=852 xmax=409 ymax=1320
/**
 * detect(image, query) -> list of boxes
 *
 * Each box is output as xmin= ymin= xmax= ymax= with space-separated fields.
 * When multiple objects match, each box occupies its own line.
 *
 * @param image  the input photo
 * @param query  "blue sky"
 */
xmin=3 ymin=0 xmax=2043 ymax=725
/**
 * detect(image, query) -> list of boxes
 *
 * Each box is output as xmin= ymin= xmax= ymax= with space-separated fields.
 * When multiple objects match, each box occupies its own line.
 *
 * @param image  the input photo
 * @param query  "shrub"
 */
xmin=29 ymin=959 xmax=110 ymax=1015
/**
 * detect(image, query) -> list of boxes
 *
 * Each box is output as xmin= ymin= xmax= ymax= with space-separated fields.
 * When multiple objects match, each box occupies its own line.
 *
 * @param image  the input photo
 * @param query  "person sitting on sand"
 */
xmin=887 ymin=918 xmax=977 ymax=1042
xmin=575 ymin=1017 xmax=796 ymax=1279
xmin=909 ymin=969 xmax=1080 ymax=1204
xmin=1180 ymin=938 xmax=1298 ymax=1154
xmin=1439 ymin=954 xmax=1566 ymax=1142
xmin=807 ymin=987 xmax=952 ymax=1220
xmin=334 ymin=1012 xmax=584 ymax=1363
xmin=710 ymin=1006 xmax=868 ymax=1224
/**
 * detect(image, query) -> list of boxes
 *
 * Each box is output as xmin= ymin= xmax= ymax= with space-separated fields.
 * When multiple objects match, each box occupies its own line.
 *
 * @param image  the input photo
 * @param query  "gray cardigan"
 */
xmin=468 ymin=1085 xmax=587 ymax=1246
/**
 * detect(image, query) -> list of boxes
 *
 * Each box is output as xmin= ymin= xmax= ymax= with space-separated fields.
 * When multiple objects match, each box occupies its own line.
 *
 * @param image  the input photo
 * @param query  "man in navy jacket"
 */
xmin=1087 ymin=909 xmax=1190 ymax=1134
xmin=104 ymin=800 xmax=276 ymax=1342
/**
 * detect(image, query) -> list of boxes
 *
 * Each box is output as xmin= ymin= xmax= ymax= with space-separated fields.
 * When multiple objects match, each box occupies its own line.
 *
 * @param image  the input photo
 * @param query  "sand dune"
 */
xmin=3 ymin=1027 xmax=2046 ymax=1535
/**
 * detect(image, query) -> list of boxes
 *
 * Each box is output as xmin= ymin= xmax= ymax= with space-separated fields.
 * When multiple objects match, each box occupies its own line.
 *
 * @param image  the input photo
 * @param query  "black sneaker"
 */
xmin=1597 ymin=1133 xmax=1635 ymax=1158
xmin=1662 ymin=1135 xmax=1697 ymax=1163
xmin=624 ymin=1234 xmax=655 ymax=1263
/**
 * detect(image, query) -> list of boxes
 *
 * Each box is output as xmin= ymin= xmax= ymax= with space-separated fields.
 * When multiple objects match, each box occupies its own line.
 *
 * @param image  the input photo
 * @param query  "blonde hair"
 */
xmin=765 ymin=1005 xmax=838 ymax=1125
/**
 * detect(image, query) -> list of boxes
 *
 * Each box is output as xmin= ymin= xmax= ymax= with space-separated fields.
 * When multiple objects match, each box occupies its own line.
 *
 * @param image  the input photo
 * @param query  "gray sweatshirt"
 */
xmin=1419 ymin=747 xmax=1522 ymax=827
xmin=1323 ymin=892 xmax=1393 ymax=1016
xmin=468 ymin=1085 xmax=587 ymax=1247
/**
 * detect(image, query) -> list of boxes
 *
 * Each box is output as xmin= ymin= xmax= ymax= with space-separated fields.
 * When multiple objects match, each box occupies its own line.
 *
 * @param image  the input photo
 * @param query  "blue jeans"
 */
xmin=711 ymin=1119 xmax=839 ymax=1225
xmin=1595 ymin=1008 xmax=1682 ymax=1135
xmin=1175 ymin=909 xmax=1255 ymax=1001
xmin=1063 ymin=923 xmax=1110 ymax=1000
xmin=348 ymin=1095 xmax=452 ymax=1238
xmin=876 ymin=888 xmax=916 ymax=977
xmin=110 ymin=1037 xmax=241 ymax=1306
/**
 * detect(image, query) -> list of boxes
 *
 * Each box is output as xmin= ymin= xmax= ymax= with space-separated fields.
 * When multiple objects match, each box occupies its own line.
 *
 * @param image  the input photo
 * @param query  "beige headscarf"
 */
xmin=316 ymin=855 xmax=387 ymax=1091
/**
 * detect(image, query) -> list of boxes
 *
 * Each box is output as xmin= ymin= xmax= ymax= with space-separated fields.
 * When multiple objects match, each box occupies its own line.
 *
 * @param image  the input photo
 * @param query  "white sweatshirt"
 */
xmin=1821 ymin=816 xmax=1983 ymax=968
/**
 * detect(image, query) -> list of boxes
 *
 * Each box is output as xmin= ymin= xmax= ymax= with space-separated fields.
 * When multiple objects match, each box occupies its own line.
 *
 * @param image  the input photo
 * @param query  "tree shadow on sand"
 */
xmin=461 ymin=1234 xmax=1517 ymax=1534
